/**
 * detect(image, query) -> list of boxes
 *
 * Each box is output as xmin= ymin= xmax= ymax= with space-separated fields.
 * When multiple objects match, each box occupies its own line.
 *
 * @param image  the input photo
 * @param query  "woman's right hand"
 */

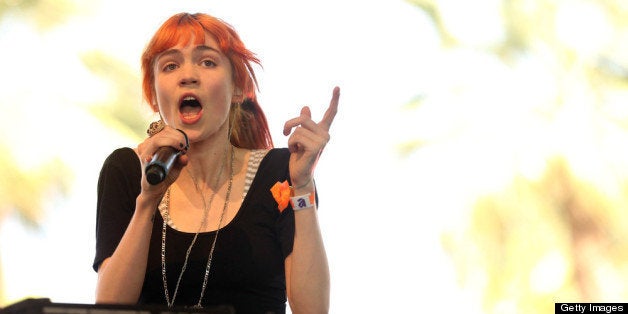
xmin=135 ymin=125 xmax=189 ymax=202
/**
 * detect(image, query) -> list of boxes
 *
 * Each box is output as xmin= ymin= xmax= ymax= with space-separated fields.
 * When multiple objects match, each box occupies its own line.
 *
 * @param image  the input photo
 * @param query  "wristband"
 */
xmin=290 ymin=192 xmax=315 ymax=210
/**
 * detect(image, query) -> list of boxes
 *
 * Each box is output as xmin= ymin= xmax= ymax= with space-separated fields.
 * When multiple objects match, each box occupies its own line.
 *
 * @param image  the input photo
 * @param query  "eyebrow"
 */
xmin=157 ymin=45 xmax=221 ymax=60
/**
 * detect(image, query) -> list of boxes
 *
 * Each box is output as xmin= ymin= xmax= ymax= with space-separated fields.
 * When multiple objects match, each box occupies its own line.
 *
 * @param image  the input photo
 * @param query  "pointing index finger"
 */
xmin=319 ymin=86 xmax=340 ymax=131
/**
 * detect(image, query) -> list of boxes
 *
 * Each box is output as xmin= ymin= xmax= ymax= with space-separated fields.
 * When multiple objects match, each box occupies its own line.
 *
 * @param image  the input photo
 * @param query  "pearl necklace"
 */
xmin=161 ymin=145 xmax=235 ymax=308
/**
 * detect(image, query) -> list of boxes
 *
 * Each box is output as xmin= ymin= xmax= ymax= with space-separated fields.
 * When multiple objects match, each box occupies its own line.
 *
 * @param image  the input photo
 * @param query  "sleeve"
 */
xmin=92 ymin=147 xmax=142 ymax=271
xmin=276 ymin=203 xmax=295 ymax=259
xmin=263 ymin=149 xmax=319 ymax=259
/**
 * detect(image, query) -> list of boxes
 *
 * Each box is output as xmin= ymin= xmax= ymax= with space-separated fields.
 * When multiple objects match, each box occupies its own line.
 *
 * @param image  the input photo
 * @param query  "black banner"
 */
xmin=556 ymin=303 xmax=627 ymax=313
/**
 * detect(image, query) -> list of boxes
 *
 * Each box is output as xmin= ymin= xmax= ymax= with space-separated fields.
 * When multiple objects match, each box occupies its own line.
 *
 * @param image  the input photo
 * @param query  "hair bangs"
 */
xmin=153 ymin=16 xmax=206 ymax=57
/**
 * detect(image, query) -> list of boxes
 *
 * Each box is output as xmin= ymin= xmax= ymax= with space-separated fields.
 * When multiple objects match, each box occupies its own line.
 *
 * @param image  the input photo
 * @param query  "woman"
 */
xmin=93 ymin=12 xmax=339 ymax=313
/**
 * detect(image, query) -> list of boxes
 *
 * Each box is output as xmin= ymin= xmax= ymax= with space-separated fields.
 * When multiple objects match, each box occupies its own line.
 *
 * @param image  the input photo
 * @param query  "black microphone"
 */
xmin=145 ymin=129 xmax=189 ymax=185
xmin=145 ymin=147 xmax=181 ymax=185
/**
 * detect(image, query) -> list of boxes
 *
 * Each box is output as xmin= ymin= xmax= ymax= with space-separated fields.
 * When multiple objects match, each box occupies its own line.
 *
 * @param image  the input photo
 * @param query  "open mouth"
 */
xmin=179 ymin=96 xmax=202 ymax=120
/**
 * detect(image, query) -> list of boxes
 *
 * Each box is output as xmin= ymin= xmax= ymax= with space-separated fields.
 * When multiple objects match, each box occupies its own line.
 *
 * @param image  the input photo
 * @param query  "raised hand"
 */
xmin=283 ymin=86 xmax=340 ymax=190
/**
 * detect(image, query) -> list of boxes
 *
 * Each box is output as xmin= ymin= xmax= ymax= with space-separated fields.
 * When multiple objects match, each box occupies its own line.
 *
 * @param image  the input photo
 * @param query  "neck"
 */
xmin=184 ymin=133 xmax=232 ymax=189
xmin=186 ymin=142 xmax=235 ymax=188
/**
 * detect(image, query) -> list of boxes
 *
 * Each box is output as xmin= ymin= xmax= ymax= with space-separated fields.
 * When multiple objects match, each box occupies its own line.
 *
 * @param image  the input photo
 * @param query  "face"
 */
xmin=153 ymin=32 xmax=239 ymax=142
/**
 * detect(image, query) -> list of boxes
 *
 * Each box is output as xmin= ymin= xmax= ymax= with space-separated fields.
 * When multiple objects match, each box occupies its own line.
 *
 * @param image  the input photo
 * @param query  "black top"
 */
xmin=93 ymin=147 xmax=297 ymax=313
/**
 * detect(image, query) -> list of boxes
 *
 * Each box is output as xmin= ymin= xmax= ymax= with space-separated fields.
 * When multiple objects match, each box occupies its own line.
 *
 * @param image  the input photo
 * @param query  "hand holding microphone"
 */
xmin=145 ymin=128 xmax=189 ymax=185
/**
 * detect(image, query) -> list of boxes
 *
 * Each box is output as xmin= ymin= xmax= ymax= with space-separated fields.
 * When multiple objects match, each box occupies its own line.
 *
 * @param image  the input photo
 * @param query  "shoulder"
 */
xmin=98 ymin=147 xmax=141 ymax=184
xmin=263 ymin=148 xmax=290 ymax=163
xmin=104 ymin=147 xmax=138 ymax=162
xmin=102 ymin=147 xmax=139 ymax=169
xmin=97 ymin=147 xmax=141 ymax=199
xmin=249 ymin=148 xmax=290 ymax=186
xmin=258 ymin=148 xmax=290 ymax=171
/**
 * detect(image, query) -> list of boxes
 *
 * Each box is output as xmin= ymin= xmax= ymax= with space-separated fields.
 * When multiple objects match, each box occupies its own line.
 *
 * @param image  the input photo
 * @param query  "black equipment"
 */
xmin=0 ymin=298 xmax=235 ymax=314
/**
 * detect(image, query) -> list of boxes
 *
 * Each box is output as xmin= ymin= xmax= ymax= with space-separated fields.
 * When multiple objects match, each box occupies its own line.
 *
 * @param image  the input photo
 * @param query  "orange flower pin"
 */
xmin=270 ymin=180 xmax=291 ymax=212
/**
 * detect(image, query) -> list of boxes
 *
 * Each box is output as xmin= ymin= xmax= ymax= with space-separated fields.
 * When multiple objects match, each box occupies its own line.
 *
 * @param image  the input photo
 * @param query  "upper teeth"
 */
xmin=183 ymin=96 xmax=196 ymax=101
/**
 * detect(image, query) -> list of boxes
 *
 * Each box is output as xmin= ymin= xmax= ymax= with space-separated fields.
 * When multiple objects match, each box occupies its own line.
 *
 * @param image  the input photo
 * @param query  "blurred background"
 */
xmin=1 ymin=0 xmax=628 ymax=313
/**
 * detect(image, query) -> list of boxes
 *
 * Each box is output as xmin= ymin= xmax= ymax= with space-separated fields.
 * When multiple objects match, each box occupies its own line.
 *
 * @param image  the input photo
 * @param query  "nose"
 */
xmin=178 ymin=64 xmax=199 ymax=86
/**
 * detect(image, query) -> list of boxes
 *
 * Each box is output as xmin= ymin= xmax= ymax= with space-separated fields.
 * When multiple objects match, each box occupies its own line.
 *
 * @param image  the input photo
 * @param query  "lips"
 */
xmin=179 ymin=94 xmax=203 ymax=124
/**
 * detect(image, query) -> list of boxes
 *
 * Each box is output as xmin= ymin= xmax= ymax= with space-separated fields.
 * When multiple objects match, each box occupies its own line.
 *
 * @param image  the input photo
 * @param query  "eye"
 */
xmin=163 ymin=63 xmax=178 ymax=72
xmin=201 ymin=59 xmax=217 ymax=68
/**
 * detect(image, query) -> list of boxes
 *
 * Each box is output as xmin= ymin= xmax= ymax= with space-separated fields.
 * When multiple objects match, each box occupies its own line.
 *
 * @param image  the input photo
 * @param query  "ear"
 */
xmin=232 ymin=87 xmax=244 ymax=104
xmin=150 ymin=89 xmax=160 ymax=112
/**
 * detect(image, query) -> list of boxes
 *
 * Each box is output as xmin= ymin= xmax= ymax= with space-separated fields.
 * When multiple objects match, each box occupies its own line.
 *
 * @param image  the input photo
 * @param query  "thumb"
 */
xmin=300 ymin=106 xmax=312 ymax=118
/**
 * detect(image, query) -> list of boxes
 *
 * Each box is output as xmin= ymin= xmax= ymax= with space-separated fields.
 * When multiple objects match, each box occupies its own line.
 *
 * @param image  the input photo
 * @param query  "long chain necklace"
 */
xmin=161 ymin=145 xmax=235 ymax=308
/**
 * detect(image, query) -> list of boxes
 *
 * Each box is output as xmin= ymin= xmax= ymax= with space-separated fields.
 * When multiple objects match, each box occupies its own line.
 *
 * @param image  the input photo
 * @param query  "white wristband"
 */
xmin=290 ymin=193 xmax=315 ymax=210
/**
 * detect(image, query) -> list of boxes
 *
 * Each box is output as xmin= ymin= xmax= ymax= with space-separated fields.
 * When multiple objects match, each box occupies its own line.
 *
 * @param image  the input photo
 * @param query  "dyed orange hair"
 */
xmin=141 ymin=12 xmax=273 ymax=149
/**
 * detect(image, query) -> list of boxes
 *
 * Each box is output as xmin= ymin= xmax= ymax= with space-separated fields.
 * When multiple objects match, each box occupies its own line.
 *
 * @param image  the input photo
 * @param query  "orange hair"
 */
xmin=141 ymin=12 xmax=273 ymax=149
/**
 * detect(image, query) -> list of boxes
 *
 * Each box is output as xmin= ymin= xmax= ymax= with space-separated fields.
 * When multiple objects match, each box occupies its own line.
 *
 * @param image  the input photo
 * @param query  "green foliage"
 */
xmin=0 ymin=0 xmax=77 ymax=225
xmin=80 ymin=50 xmax=150 ymax=141
xmin=0 ymin=0 xmax=141 ymax=305
xmin=0 ymin=0 xmax=77 ymax=30
xmin=0 ymin=148 xmax=73 ymax=228
xmin=406 ymin=0 xmax=628 ymax=313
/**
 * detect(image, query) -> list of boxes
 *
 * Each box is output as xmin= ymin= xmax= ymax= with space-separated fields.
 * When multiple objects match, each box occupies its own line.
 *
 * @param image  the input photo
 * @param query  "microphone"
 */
xmin=145 ymin=147 xmax=181 ymax=185
xmin=145 ymin=129 xmax=189 ymax=185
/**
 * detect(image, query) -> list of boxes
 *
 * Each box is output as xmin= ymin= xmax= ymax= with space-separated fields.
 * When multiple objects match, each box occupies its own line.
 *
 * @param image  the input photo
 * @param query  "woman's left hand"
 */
xmin=283 ymin=86 xmax=340 ymax=189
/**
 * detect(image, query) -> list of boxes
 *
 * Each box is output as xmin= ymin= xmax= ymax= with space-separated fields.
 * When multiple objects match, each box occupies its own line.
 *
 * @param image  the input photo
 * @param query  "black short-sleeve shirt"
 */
xmin=93 ymin=147 xmax=296 ymax=313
